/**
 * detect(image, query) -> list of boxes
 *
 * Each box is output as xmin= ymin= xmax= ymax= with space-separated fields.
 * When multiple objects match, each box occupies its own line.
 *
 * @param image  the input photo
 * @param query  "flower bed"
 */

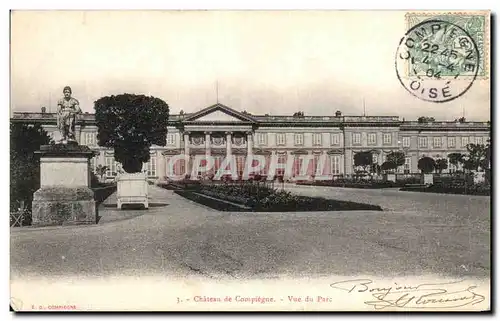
xmin=175 ymin=190 xmax=251 ymax=212
xmin=158 ymin=180 xmax=202 ymax=190
xmin=296 ymin=180 xmax=400 ymax=189
xmin=173 ymin=182 xmax=383 ymax=212
xmin=400 ymin=184 xmax=490 ymax=196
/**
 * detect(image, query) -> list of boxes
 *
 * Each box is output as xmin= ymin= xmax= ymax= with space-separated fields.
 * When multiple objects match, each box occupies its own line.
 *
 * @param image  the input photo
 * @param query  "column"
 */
xmin=320 ymin=150 xmax=328 ymax=177
xmin=344 ymin=149 xmax=353 ymax=175
xmin=205 ymin=131 xmax=211 ymax=176
xmin=307 ymin=150 xmax=313 ymax=176
xmin=205 ymin=131 xmax=211 ymax=157
xmin=184 ymin=132 xmax=190 ymax=176
xmin=246 ymin=131 xmax=253 ymax=173
xmin=226 ymin=131 xmax=232 ymax=158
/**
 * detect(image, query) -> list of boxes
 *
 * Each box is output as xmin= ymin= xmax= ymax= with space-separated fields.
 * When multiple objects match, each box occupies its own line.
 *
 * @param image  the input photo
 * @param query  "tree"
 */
xmin=417 ymin=116 xmax=435 ymax=123
xmin=448 ymin=152 xmax=465 ymax=171
xmin=417 ymin=156 xmax=436 ymax=174
xmin=386 ymin=151 xmax=405 ymax=171
xmin=465 ymin=143 xmax=488 ymax=172
xmin=10 ymin=122 xmax=52 ymax=221
xmin=95 ymin=164 xmax=108 ymax=183
xmin=435 ymin=158 xmax=448 ymax=173
xmin=482 ymin=138 xmax=491 ymax=171
xmin=94 ymin=94 xmax=169 ymax=173
xmin=353 ymin=151 xmax=373 ymax=172
xmin=381 ymin=161 xmax=396 ymax=173
xmin=371 ymin=163 xmax=381 ymax=175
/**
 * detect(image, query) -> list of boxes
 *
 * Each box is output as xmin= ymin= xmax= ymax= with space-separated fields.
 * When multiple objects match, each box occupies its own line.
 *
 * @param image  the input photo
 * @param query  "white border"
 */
xmin=2 ymin=1 xmax=498 ymax=321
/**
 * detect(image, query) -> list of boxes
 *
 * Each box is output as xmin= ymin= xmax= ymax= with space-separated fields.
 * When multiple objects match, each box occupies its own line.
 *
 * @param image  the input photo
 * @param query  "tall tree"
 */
xmin=417 ymin=156 xmax=436 ymax=174
xmin=381 ymin=161 xmax=395 ymax=173
xmin=385 ymin=151 xmax=405 ymax=172
xmin=10 ymin=123 xmax=52 ymax=215
xmin=482 ymin=138 xmax=491 ymax=171
xmin=386 ymin=151 xmax=406 ymax=167
xmin=465 ymin=143 xmax=488 ymax=172
xmin=353 ymin=151 xmax=373 ymax=172
xmin=94 ymin=94 xmax=169 ymax=173
xmin=448 ymin=152 xmax=465 ymax=171
xmin=435 ymin=158 xmax=448 ymax=173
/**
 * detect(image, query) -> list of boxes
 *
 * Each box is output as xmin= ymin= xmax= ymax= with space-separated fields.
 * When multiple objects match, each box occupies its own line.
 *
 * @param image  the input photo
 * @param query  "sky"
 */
xmin=10 ymin=10 xmax=490 ymax=120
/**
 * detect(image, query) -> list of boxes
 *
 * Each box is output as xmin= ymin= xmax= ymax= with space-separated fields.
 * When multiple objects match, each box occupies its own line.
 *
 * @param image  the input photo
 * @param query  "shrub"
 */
xmin=94 ymin=94 xmax=169 ymax=173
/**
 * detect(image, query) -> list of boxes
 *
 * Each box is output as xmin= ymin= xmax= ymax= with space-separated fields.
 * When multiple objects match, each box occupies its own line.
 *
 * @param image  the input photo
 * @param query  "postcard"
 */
xmin=10 ymin=10 xmax=491 ymax=312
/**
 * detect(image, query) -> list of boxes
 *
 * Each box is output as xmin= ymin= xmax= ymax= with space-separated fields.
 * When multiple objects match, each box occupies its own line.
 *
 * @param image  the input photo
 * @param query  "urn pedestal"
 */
xmin=32 ymin=144 xmax=96 ymax=227
xmin=384 ymin=173 xmax=396 ymax=182
xmin=473 ymin=171 xmax=485 ymax=184
xmin=116 ymin=172 xmax=149 ymax=209
xmin=422 ymin=173 xmax=434 ymax=185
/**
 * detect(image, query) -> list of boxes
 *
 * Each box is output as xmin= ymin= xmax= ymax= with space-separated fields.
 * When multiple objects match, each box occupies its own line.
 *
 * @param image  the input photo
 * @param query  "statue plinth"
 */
xmin=32 ymin=144 xmax=97 ymax=227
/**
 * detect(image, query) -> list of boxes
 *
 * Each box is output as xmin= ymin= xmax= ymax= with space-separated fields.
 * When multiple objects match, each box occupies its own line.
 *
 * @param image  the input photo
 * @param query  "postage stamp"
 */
xmin=405 ymin=12 xmax=489 ymax=78
xmin=395 ymin=11 xmax=489 ymax=103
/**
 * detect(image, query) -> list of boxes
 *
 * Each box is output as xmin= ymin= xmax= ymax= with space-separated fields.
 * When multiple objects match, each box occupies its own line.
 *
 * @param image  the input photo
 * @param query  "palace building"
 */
xmin=11 ymin=103 xmax=491 ymax=180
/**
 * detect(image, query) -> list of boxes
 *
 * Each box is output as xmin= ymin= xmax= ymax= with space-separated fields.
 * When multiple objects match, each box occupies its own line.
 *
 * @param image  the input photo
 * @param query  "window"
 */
xmin=276 ymin=154 xmax=286 ymax=176
xmin=331 ymin=133 xmax=340 ymax=145
xmin=166 ymin=133 xmax=175 ymax=145
xmin=84 ymin=132 xmax=97 ymax=146
xmin=255 ymin=133 xmax=266 ymax=145
xmin=146 ymin=156 xmax=157 ymax=177
xmin=294 ymin=156 xmax=306 ymax=176
xmin=402 ymin=136 xmax=410 ymax=148
xmin=352 ymin=133 xmax=361 ymax=145
xmin=418 ymin=137 xmax=428 ymax=148
xmin=383 ymin=133 xmax=392 ymax=145
xmin=312 ymin=133 xmax=322 ymax=146
xmin=433 ymin=137 xmax=441 ymax=148
xmin=331 ymin=155 xmax=341 ymax=175
xmin=367 ymin=133 xmax=376 ymax=145
xmin=404 ymin=157 xmax=411 ymax=173
xmin=448 ymin=137 xmax=455 ymax=148
xmin=105 ymin=157 xmax=116 ymax=177
xmin=475 ymin=136 xmax=483 ymax=145
xmin=276 ymin=133 xmax=286 ymax=145
xmin=294 ymin=133 xmax=304 ymax=146
xmin=461 ymin=137 xmax=469 ymax=147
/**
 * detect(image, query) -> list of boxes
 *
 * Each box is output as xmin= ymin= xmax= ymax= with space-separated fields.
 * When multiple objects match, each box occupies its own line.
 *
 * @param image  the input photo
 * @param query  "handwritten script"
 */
xmin=329 ymin=279 xmax=486 ymax=310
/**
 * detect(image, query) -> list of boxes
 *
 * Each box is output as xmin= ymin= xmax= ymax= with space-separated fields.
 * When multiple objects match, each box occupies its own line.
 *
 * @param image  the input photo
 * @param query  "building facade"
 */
xmin=11 ymin=103 xmax=491 ymax=180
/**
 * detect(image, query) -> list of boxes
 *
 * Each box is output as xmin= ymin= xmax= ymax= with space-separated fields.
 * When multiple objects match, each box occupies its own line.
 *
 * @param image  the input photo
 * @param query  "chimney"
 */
xmin=335 ymin=110 xmax=342 ymax=117
xmin=41 ymin=106 xmax=46 ymax=113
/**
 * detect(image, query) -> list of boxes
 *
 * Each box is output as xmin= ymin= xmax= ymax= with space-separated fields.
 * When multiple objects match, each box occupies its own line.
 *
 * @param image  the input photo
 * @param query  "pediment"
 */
xmin=184 ymin=103 xmax=255 ymax=123
xmin=195 ymin=110 xmax=245 ymax=122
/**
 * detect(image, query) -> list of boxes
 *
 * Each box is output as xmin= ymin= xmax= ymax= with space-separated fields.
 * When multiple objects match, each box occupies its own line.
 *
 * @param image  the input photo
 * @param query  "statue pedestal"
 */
xmin=32 ymin=144 xmax=96 ymax=227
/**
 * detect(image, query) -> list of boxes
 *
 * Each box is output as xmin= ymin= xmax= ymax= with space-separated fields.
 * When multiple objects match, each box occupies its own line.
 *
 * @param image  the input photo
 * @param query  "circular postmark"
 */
xmin=395 ymin=19 xmax=480 ymax=103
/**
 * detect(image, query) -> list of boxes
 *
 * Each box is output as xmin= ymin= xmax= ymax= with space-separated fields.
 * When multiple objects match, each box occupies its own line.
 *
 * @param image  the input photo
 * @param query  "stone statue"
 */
xmin=56 ymin=86 xmax=82 ymax=144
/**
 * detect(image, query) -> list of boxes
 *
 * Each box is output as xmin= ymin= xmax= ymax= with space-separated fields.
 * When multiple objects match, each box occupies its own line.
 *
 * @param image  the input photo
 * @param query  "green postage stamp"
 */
xmin=406 ymin=11 xmax=489 ymax=77
xmin=395 ymin=11 xmax=490 ymax=103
